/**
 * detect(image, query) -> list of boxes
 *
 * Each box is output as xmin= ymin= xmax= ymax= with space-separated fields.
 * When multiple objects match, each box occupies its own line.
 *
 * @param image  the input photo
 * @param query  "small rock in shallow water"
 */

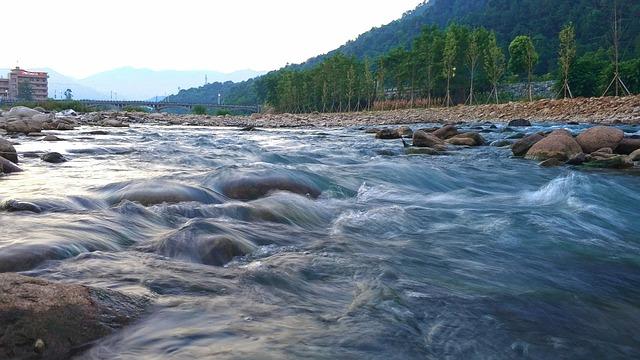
xmin=42 ymin=135 xmax=63 ymax=141
xmin=375 ymin=128 xmax=400 ymax=139
xmin=412 ymin=130 xmax=444 ymax=148
xmin=1 ymin=200 xmax=42 ymax=213
xmin=615 ymin=138 xmax=640 ymax=155
xmin=508 ymin=119 xmax=531 ymax=127
xmin=0 ymin=138 xmax=18 ymax=164
xmin=0 ymin=157 xmax=22 ymax=173
xmin=41 ymin=152 xmax=66 ymax=164
xmin=583 ymin=155 xmax=633 ymax=169
xmin=432 ymin=125 xmax=458 ymax=139
xmin=629 ymin=149 xmax=640 ymax=162
xmin=566 ymin=153 xmax=587 ymax=165
xmin=490 ymin=139 xmax=513 ymax=147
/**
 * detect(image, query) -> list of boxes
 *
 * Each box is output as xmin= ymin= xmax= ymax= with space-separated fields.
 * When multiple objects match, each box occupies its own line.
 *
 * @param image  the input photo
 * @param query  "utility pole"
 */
xmin=602 ymin=0 xmax=631 ymax=97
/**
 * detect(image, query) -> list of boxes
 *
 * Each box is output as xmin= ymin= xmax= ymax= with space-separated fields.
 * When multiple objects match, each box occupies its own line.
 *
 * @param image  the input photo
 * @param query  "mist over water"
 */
xmin=1 ymin=123 xmax=639 ymax=359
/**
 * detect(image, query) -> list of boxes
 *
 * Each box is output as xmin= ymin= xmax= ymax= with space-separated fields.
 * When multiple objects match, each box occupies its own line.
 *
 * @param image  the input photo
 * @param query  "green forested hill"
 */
xmin=168 ymin=0 xmax=640 ymax=106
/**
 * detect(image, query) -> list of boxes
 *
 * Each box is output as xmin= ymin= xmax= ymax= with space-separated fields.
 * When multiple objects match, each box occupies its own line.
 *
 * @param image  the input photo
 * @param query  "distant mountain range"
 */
xmin=0 ymin=67 xmax=265 ymax=101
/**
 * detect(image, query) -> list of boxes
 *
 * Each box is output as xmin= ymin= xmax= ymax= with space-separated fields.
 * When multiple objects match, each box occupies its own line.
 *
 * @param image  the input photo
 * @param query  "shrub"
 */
xmin=192 ymin=105 xmax=208 ymax=115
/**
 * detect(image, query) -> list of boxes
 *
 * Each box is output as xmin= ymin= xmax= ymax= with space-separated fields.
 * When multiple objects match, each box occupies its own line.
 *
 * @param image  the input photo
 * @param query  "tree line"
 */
xmin=255 ymin=21 xmax=639 ymax=114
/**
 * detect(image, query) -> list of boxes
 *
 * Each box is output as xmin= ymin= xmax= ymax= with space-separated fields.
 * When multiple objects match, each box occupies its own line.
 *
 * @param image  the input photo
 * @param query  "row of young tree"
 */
xmin=255 ymin=22 xmax=638 ymax=114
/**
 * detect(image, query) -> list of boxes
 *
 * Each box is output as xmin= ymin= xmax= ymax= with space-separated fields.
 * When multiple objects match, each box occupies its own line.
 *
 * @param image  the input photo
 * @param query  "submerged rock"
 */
xmin=106 ymin=181 xmax=224 ymax=206
xmin=0 ymin=273 xmax=148 ymax=360
xmin=218 ymin=176 xmax=321 ymax=201
xmin=412 ymin=130 xmax=444 ymax=148
xmin=375 ymin=128 xmax=400 ymax=139
xmin=0 ymin=138 xmax=18 ymax=164
xmin=42 ymin=135 xmax=63 ymax=142
xmin=525 ymin=132 xmax=582 ymax=161
xmin=576 ymin=126 xmax=624 ymax=154
xmin=508 ymin=119 xmax=531 ymax=127
xmin=512 ymin=133 xmax=544 ymax=156
xmin=41 ymin=152 xmax=67 ymax=164
xmin=0 ymin=200 xmax=42 ymax=213
xmin=583 ymin=155 xmax=633 ymax=169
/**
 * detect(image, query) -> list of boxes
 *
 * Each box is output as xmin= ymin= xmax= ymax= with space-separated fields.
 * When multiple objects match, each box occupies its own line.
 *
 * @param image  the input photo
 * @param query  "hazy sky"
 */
xmin=3 ymin=0 xmax=423 ymax=79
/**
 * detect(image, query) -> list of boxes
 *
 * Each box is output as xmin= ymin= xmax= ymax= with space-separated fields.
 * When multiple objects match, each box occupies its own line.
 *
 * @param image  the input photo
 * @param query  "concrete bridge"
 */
xmin=1 ymin=99 xmax=260 ymax=113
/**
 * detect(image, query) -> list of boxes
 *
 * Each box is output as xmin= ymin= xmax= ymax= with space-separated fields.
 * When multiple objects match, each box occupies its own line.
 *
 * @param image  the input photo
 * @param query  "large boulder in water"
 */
xmin=525 ymin=132 xmax=582 ymax=161
xmin=512 ymin=133 xmax=544 ymax=157
xmin=154 ymin=220 xmax=257 ymax=266
xmin=5 ymin=118 xmax=43 ymax=134
xmin=0 ymin=138 xmax=18 ymax=164
xmin=0 ymin=157 xmax=23 ymax=173
xmin=375 ymin=128 xmax=400 ymax=139
xmin=105 ymin=180 xmax=224 ymax=206
xmin=5 ymin=106 xmax=42 ymax=119
xmin=218 ymin=176 xmax=321 ymax=201
xmin=0 ymin=273 xmax=148 ymax=360
xmin=615 ymin=138 xmax=640 ymax=155
xmin=576 ymin=126 xmax=624 ymax=154
xmin=412 ymin=130 xmax=444 ymax=148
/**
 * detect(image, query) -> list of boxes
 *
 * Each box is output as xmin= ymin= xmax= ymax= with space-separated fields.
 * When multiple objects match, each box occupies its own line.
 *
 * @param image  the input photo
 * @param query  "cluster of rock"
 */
xmin=0 ymin=107 xmax=76 ymax=134
xmin=513 ymin=126 xmax=640 ymax=168
xmin=370 ymin=123 xmax=640 ymax=170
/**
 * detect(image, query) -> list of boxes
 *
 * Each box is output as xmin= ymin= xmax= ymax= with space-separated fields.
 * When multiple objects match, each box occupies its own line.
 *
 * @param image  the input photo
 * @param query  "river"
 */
xmin=1 ymin=122 xmax=639 ymax=359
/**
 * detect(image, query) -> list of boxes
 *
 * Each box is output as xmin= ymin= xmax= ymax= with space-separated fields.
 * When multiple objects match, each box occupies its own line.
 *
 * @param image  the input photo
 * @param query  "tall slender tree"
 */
xmin=466 ymin=29 xmax=481 ymax=105
xmin=484 ymin=33 xmax=505 ymax=104
xmin=558 ymin=23 xmax=576 ymax=98
xmin=443 ymin=29 xmax=458 ymax=107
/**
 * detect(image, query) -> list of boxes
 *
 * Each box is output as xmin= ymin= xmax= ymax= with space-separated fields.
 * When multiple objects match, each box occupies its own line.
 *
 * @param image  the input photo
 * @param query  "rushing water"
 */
xmin=1 ymin=122 xmax=640 ymax=359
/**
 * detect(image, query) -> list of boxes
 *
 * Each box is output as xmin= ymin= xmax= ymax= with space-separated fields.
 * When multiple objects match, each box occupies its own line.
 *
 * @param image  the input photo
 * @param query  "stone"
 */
xmin=576 ymin=126 xmax=624 ymax=154
xmin=42 ymin=135 xmax=63 ymax=142
xmin=490 ymin=139 xmax=513 ymax=147
xmin=566 ymin=153 xmax=587 ymax=165
xmin=539 ymin=158 xmax=564 ymax=167
xmin=508 ymin=119 xmax=531 ymax=127
xmin=102 ymin=119 xmax=129 ymax=127
xmin=615 ymin=138 xmax=640 ymax=155
xmin=5 ymin=119 xmax=43 ymax=134
xmin=512 ymin=133 xmax=545 ymax=157
xmin=0 ymin=273 xmax=148 ymax=360
xmin=0 ymin=138 xmax=18 ymax=163
xmin=405 ymin=147 xmax=440 ymax=155
xmin=412 ymin=130 xmax=445 ymax=148
xmin=41 ymin=152 xmax=66 ymax=164
xmin=432 ymin=125 xmax=458 ymax=139
xmin=446 ymin=137 xmax=476 ymax=146
xmin=219 ymin=176 xmax=322 ymax=201
xmin=158 ymin=234 xmax=256 ymax=267
xmin=507 ymin=133 xmax=526 ymax=139
xmin=397 ymin=126 xmax=413 ymax=138
xmin=106 ymin=181 xmax=224 ymax=206
xmin=0 ymin=199 xmax=42 ymax=213
xmin=583 ymin=155 xmax=634 ymax=169
xmin=449 ymin=132 xmax=486 ymax=146
xmin=82 ymin=130 xmax=110 ymax=135
xmin=375 ymin=128 xmax=400 ymax=139
xmin=525 ymin=133 xmax=583 ymax=161
xmin=5 ymin=106 xmax=42 ymax=119
xmin=0 ymin=157 xmax=23 ymax=173
xmin=629 ymin=149 xmax=640 ymax=162
xmin=593 ymin=147 xmax=613 ymax=154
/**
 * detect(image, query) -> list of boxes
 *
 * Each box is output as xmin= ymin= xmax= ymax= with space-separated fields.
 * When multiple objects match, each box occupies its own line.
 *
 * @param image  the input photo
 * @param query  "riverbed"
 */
xmin=1 ymin=122 xmax=640 ymax=359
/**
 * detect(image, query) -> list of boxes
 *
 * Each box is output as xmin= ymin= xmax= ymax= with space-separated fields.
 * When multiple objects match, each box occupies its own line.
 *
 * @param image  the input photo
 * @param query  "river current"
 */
xmin=1 ymin=122 xmax=639 ymax=359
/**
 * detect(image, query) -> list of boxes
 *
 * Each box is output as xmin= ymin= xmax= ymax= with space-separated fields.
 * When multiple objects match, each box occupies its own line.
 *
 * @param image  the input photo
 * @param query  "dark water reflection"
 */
xmin=1 ymin=123 xmax=639 ymax=359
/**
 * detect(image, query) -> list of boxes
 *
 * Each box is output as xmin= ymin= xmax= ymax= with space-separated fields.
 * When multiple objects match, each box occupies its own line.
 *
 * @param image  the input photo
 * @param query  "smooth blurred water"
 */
xmin=1 ymin=122 xmax=639 ymax=359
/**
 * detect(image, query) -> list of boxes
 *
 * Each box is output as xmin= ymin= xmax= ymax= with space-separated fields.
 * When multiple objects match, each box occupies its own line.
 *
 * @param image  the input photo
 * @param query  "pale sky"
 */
xmin=3 ymin=0 xmax=423 ymax=79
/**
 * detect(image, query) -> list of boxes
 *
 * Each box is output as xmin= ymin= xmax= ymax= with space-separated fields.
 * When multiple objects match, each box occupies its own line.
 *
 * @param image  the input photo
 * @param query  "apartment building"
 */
xmin=0 ymin=67 xmax=49 ymax=101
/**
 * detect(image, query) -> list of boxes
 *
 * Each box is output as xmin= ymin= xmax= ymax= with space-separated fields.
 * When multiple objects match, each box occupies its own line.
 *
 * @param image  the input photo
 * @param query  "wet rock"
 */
xmin=412 ymin=130 xmax=444 ymax=148
xmin=583 ymin=155 xmax=633 ymax=169
xmin=0 ymin=273 xmax=148 ymax=360
xmin=592 ymin=147 xmax=613 ymax=155
xmin=42 ymin=135 xmax=63 ymax=142
xmin=507 ymin=133 xmax=525 ymax=139
xmin=447 ymin=132 xmax=485 ymax=146
xmin=490 ymin=139 xmax=513 ymax=147
xmin=41 ymin=152 xmax=66 ymax=164
xmin=576 ymin=126 xmax=624 ymax=154
xmin=566 ymin=153 xmax=587 ymax=165
xmin=0 ymin=157 xmax=23 ymax=173
xmin=512 ymin=133 xmax=544 ymax=156
xmin=629 ymin=149 xmax=640 ymax=162
xmin=5 ymin=106 xmax=42 ymax=119
xmin=539 ymin=158 xmax=564 ymax=167
xmin=102 ymin=119 xmax=129 ymax=127
xmin=82 ymin=130 xmax=110 ymax=135
xmin=375 ymin=128 xmax=400 ymax=139
xmin=0 ymin=200 xmax=42 ymax=213
xmin=615 ymin=138 xmax=640 ymax=155
xmin=27 ymin=132 xmax=44 ymax=137
xmin=5 ymin=119 xmax=43 ymax=134
xmin=397 ymin=126 xmax=413 ymax=138
xmin=432 ymin=125 xmax=458 ymax=139
xmin=219 ymin=176 xmax=321 ymax=201
xmin=508 ymin=119 xmax=531 ymax=127
xmin=525 ymin=133 xmax=582 ymax=161
xmin=106 ymin=181 xmax=224 ymax=206
xmin=0 ymin=138 xmax=18 ymax=163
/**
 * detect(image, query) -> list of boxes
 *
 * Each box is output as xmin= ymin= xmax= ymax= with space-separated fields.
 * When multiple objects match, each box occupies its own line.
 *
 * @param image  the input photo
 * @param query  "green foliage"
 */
xmin=215 ymin=109 xmax=231 ymax=116
xmin=17 ymin=81 xmax=33 ymax=101
xmin=508 ymin=36 xmax=538 ymax=76
xmin=192 ymin=105 xmax=208 ymax=115
xmin=123 ymin=105 xmax=150 ymax=113
xmin=64 ymin=88 xmax=73 ymax=100
xmin=484 ymin=32 xmax=506 ymax=103
xmin=558 ymin=23 xmax=576 ymax=97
